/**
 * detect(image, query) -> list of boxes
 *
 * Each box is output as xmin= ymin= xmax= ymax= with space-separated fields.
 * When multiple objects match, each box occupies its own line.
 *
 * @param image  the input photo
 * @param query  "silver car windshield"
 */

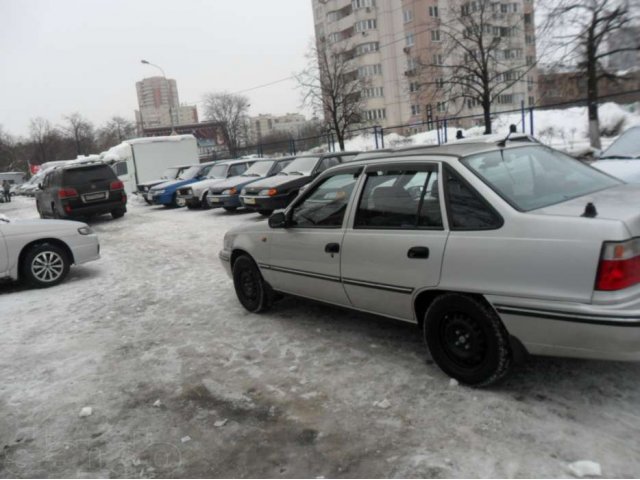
xmin=161 ymin=167 xmax=180 ymax=179
xmin=601 ymin=127 xmax=640 ymax=159
xmin=461 ymin=146 xmax=621 ymax=211
xmin=280 ymin=157 xmax=320 ymax=176
xmin=178 ymin=166 xmax=201 ymax=180
xmin=207 ymin=165 xmax=228 ymax=179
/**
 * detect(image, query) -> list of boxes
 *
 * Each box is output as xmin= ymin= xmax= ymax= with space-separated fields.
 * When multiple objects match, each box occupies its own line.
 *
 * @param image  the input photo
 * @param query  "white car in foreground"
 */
xmin=0 ymin=215 xmax=100 ymax=288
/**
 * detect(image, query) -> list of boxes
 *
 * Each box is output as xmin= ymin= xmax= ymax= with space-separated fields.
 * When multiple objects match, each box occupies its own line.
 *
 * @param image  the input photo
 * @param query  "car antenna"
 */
xmin=497 ymin=124 xmax=518 ymax=148
xmin=581 ymin=202 xmax=598 ymax=218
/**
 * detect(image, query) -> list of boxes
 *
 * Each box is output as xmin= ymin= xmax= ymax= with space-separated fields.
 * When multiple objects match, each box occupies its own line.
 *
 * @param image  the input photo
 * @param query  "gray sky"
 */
xmin=0 ymin=0 xmax=315 ymax=137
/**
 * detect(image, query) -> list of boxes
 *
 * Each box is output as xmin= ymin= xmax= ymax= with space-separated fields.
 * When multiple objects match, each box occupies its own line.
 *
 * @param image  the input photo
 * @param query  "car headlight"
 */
xmin=152 ymin=189 xmax=165 ymax=195
xmin=222 ymin=188 xmax=237 ymax=195
xmin=78 ymin=226 xmax=94 ymax=235
xmin=241 ymin=188 xmax=247 ymax=195
xmin=260 ymin=189 xmax=278 ymax=196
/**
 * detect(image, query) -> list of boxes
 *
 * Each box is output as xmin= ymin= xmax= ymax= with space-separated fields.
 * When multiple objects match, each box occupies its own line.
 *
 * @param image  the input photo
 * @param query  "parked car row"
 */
xmin=142 ymin=152 xmax=361 ymax=216
xmin=219 ymin=135 xmax=640 ymax=386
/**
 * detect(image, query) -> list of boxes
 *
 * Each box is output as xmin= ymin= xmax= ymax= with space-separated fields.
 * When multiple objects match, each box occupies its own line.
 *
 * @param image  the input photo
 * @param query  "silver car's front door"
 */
xmin=341 ymin=163 xmax=448 ymax=321
xmin=265 ymin=168 xmax=362 ymax=307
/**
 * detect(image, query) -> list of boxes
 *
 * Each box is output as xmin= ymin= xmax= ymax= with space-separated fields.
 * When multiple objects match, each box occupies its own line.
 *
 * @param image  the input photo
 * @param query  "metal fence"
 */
xmin=226 ymin=89 xmax=640 ymax=159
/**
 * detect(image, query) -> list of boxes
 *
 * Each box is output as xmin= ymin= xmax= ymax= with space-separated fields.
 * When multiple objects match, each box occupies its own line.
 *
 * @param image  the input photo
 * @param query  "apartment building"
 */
xmin=312 ymin=0 xmax=537 ymax=130
xmin=248 ymin=113 xmax=319 ymax=142
xmin=134 ymin=76 xmax=198 ymax=132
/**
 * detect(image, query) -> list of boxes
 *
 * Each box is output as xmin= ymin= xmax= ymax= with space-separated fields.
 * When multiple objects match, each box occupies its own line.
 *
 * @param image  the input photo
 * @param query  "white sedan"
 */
xmin=0 ymin=215 xmax=100 ymax=288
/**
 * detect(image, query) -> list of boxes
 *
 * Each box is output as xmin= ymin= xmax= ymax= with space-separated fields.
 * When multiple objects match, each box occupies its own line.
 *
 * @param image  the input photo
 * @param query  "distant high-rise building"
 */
xmin=311 ymin=0 xmax=538 ymax=130
xmin=134 ymin=76 xmax=198 ymax=132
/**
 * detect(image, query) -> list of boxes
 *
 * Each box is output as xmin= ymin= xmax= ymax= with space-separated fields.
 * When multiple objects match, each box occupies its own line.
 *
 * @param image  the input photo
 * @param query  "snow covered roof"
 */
xmin=125 ymin=134 xmax=196 ymax=145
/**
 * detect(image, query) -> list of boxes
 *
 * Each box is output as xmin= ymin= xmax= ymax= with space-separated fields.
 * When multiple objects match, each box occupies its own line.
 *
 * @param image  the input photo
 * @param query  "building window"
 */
xmin=355 ymin=19 xmax=377 ymax=32
xmin=352 ymin=0 xmax=376 ymax=9
xmin=529 ymin=96 xmax=535 ymax=106
xmin=407 ymin=57 xmax=418 ymax=70
xmin=524 ymin=13 xmax=532 ymax=25
xmin=432 ymin=54 xmax=443 ymax=65
xmin=355 ymin=42 xmax=380 ymax=55
xmin=429 ymin=6 xmax=439 ymax=17
xmin=363 ymin=87 xmax=384 ymax=98
xmin=498 ymin=94 xmax=514 ymax=104
xmin=409 ymin=81 xmax=421 ymax=92
xmin=436 ymin=101 xmax=447 ymax=112
xmin=526 ymin=55 xmax=535 ymax=65
xmin=358 ymin=64 xmax=383 ymax=77
xmin=525 ymin=34 xmax=534 ymax=45
xmin=411 ymin=104 xmax=422 ymax=116
xmin=403 ymin=9 xmax=414 ymax=23
xmin=406 ymin=33 xmax=415 ymax=47
xmin=328 ymin=32 xmax=342 ymax=43
xmin=435 ymin=77 xmax=444 ymax=89
xmin=365 ymin=109 xmax=387 ymax=121
xmin=431 ymin=30 xmax=441 ymax=41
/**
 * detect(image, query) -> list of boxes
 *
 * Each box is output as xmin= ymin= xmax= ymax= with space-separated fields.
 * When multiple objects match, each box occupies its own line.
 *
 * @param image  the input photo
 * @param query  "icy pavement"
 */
xmin=1 ymin=196 xmax=640 ymax=478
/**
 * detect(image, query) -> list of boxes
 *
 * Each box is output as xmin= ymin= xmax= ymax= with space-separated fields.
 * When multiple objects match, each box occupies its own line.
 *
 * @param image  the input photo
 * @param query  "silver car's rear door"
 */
xmin=341 ymin=162 xmax=448 ymax=322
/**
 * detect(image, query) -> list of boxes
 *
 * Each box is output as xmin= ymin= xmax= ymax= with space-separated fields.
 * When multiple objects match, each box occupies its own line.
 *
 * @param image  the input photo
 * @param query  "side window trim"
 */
xmin=353 ymin=162 xmax=445 ymax=231
xmin=443 ymin=164 xmax=504 ymax=231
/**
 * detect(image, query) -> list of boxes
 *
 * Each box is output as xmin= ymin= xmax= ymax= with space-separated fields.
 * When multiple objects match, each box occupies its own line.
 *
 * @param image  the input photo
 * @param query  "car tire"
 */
xmin=223 ymin=206 xmax=237 ymax=212
xmin=424 ymin=293 xmax=511 ymax=387
xmin=111 ymin=208 xmax=126 ymax=219
xmin=21 ymin=243 xmax=71 ymax=288
xmin=232 ymin=255 xmax=273 ymax=313
xmin=258 ymin=209 xmax=273 ymax=217
xmin=201 ymin=193 xmax=211 ymax=210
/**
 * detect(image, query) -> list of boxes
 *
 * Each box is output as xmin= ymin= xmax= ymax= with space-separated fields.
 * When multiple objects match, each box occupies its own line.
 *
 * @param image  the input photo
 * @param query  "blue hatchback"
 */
xmin=148 ymin=162 xmax=217 ymax=207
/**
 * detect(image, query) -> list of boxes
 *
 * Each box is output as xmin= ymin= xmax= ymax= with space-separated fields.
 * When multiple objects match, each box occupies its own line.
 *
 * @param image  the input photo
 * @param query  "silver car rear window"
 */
xmin=461 ymin=146 xmax=621 ymax=211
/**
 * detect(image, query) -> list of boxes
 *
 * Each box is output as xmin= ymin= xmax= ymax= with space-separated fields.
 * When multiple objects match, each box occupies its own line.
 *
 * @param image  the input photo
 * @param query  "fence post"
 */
xmin=380 ymin=127 xmax=385 ymax=149
xmin=373 ymin=126 xmax=379 ymax=149
xmin=326 ymin=132 xmax=332 ymax=152
xmin=529 ymin=107 xmax=534 ymax=136
xmin=436 ymin=117 xmax=441 ymax=145
xmin=521 ymin=100 xmax=526 ymax=133
xmin=444 ymin=118 xmax=448 ymax=143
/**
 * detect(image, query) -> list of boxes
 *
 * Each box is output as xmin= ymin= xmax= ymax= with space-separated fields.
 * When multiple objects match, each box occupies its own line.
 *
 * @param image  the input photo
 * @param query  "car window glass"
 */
xmin=291 ymin=172 xmax=358 ymax=228
xmin=317 ymin=156 xmax=341 ymax=174
xmin=355 ymin=168 xmax=442 ymax=229
xmin=462 ymin=146 xmax=620 ymax=211
xmin=229 ymin=164 xmax=247 ymax=177
xmin=63 ymin=166 xmax=115 ymax=185
xmin=445 ymin=168 xmax=501 ymax=230
xmin=114 ymin=162 xmax=128 ymax=176
xmin=272 ymin=160 xmax=291 ymax=174
xmin=602 ymin=127 xmax=640 ymax=158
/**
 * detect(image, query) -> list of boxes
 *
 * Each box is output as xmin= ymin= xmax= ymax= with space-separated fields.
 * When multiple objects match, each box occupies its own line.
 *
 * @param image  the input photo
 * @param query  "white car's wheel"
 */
xmin=21 ymin=243 xmax=70 ymax=288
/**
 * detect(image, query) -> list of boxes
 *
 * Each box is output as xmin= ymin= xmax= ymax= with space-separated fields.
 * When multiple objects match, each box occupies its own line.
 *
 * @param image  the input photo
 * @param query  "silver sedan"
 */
xmin=0 ymin=215 xmax=100 ymax=288
xmin=220 ymin=138 xmax=640 ymax=386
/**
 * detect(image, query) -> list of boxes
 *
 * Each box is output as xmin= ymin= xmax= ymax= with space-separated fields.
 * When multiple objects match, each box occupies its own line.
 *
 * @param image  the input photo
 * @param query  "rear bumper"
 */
xmin=488 ymin=295 xmax=640 ymax=361
xmin=239 ymin=194 xmax=288 ymax=211
xmin=60 ymin=200 xmax=126 ymax=217
xmin=207 ymin=194 xmax=241 ymax=208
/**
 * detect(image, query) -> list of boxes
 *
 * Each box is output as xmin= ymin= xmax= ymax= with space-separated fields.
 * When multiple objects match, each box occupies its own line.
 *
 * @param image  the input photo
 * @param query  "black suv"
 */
xmin=36 ymin=162 xmax=127 ymax=219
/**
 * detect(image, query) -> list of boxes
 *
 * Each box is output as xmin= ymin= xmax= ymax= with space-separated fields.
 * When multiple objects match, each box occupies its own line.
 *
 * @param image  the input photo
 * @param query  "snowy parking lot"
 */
xmin=1 ymin=196 xmax=640 ymax=478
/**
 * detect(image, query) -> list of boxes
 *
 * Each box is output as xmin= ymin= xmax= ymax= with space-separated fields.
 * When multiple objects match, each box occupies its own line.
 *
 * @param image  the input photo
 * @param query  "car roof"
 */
xmin=320 ymin=151 xmax=361 ymax=158
xmin=326 ymin=137 xmax=543 ymax=170
xmin=215 ymin=158 xmax=257 ymax=165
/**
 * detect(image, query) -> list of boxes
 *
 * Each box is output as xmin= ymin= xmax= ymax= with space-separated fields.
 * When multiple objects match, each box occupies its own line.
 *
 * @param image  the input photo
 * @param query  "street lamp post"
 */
xmin=140 ymin=59 xmax=176 ymax=134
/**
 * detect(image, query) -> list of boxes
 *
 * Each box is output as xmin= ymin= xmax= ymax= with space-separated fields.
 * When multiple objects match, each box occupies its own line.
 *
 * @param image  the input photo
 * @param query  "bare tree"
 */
xmin=0 ymin=126 xmax=20 ymax=171
xmin=297 ymin=42 xmax=367 ymax=151
xmin=97 ymin=116 xmax=136 ymax=150
xmin=202 ymin=92 xmax=250 ymax=157
xmin=61 ymin=113 xmax=95 ymax=155
xmin=541 ymin=0 xmax=640 ymax=149
xmin=415 ymin=0 xmax=537 ymax=134
xmin=29 ymin=117 xmax=63 ymax=165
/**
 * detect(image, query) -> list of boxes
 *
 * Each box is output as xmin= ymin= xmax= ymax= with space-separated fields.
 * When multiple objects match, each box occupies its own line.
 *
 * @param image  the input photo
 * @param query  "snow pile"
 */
xmin=340 ymin=103 xmax=640 ymax=155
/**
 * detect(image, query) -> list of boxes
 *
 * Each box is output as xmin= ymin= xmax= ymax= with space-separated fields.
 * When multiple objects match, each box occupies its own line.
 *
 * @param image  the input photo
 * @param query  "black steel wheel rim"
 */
xmin=439 ymin=312 xmax=487 ymax=368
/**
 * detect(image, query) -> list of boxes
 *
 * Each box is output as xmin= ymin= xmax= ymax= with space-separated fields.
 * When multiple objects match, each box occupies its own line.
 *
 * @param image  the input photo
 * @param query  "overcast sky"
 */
xmin=0 ymin=0 xmax=315 ymax=137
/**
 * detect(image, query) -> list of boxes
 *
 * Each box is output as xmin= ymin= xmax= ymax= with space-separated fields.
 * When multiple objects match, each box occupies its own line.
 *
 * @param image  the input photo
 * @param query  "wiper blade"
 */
xmin=599 ymin=155 xmax=636 ymax=160
xmin=288 ymin=171 xmax=305 ymax=176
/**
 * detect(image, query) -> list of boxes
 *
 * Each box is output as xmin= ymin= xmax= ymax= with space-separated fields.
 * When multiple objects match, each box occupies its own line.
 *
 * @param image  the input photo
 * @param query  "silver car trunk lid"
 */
xmin=535 ymin=183 xmax=640 ymax=236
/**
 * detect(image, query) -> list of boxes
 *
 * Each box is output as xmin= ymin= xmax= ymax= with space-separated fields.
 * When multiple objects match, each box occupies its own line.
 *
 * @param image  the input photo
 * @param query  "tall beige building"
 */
xmin=311 ymin=0 xmax=537 ymax=130
xmin=135 ymin=76 xmax=198 ymax=132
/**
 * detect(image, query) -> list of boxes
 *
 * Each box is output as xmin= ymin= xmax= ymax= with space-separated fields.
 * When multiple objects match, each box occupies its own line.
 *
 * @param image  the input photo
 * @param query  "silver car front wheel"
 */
xmin=21 ymin=243 xmax=71 ymax=288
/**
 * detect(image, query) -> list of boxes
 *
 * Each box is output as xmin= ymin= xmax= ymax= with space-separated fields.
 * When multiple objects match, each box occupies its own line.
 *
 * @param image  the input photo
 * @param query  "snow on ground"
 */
xmin=343 ymin=102 xmax=640 ymax=157
xmin=2 ymin=196 xmax=640 ymax=477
